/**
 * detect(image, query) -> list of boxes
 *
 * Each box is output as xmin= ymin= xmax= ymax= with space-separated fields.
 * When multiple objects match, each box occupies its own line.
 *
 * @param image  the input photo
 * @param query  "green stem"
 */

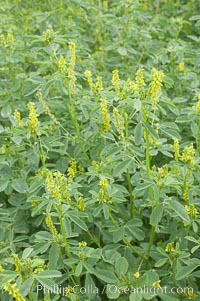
xmin=123 ymin=237 xmax=146 ymax=259
xmin=146 ymin=226 xmax=155 ymax=259
xmin=126 ymin=169 xmax=134 ymax=218
xmin=57 ymin=205 xmax=71 ymax=258
xmin=87 ymin=230 xmax=101 ymax=248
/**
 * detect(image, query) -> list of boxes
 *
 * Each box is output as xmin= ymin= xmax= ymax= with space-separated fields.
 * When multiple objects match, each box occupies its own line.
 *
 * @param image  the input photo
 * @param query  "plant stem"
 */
xmin=126 ymin=169 xmax=134 ymax=218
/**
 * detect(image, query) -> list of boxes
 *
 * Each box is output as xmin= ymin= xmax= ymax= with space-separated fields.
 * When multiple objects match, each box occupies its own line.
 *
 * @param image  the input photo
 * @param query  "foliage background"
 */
xmin=0 ymin=0 xmax=200 ymax=300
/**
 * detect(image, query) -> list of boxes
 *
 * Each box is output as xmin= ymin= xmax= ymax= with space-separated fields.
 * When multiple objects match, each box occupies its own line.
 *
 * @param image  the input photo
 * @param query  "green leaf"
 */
xmin=129 ymin=293 xmax=143 ymax=301
xmin=115 ymin=257 xmax=129 ymax=276
xmin=143 ymin=122 xmax=159 ymax=139
xmin=95 ymin=268 xmax=117 ymax=284
xmin=134 ymin=123 xmax=143 ymax=145
xmin=150 ymin=203 xmax=164 ymax=226
xmin=22 ymin=247 xmax=33 ymax=259
xmin=106 ymin=284 xmax=120 ymax=299
xmin=167 ymin=200 xmax=190 ymax=222
xmin=160 ymin=128 xmax=181 ymax=140
xmin=85 ymin=273 xmax=97 ymax=300
xmin=0 ymin=179 xmax=9 ymax=192
xmin=12 ymin=179 xmax=28 ymax=193
xmin=49 ymin=243 xmax=59 ymax=270
xmin=114 ymin=159 xmax=132 ymax=177
xmin=75 ymin=261 xmax=83 ymax=277
xmin=37 ymin=270 xmax=62 ymax=278
xmin=69 ymin=214 xmax=88 ymax=231
xmin=155 ymin=258 xmax=168 ymax=267
xmin=20 ymin=277 xmax=34 ymax=296
xmin=135 ymin=182 xmax=153 ymax=193
xmin=113 ymin=227 xmax=124 ymax=243
xmin=175 ymin=264 xmax=199 ymax=280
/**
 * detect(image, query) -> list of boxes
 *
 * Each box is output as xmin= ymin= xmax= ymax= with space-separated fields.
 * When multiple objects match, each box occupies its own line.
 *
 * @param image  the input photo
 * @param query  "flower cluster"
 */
xmin=101 ymin=99 xmax=110 ymax=132
xmin=112 ymin=69 xmax=120 ymax=93
xmin=27 ymin=102 xmax=39 ymax=134
xmin=14 ymin=110 xmax=23 ymax=128
xmin=76 ymin=196 xmax=86 ymax=211
xmin=185 ymin=204 xmax=199 ymax=218
xmin=58 ymin=55 xmax=66 ymax=74
xmin=98 ymin=178 xmax=110 ymax=203
xmin=2 ymin=281 xmax=26 ymax=301
xmin=173 ymin=139 xmax=180 ymax=161
xmin=181 ymin=145 xmax=195 ymax=165
xmin=196 ymin=94 xmax=200 ymax=113
xmin=148 ymin=68 xmax=164 ymax=104
xmin=67 ymin=157 xmax=77 ymax=180
xmin=113 ymin=107 xmax=124 ymax=138
xmin=45 ymin=213 xmax=60 ymax=243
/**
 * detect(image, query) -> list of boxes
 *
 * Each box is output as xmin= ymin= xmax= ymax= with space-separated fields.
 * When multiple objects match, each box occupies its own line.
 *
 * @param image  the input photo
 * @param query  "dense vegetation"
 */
xmin=0 ymin=1 xmax=200 ymax=300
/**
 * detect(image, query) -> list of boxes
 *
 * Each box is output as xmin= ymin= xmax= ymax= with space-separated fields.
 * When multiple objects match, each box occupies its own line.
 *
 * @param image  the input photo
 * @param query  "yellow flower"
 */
xmin=45 ymin=213 xmax=60 ymax=243
xmin=148 ymin=68 xmax=164 ymax=104
xmin=184 ymin=288 xmax=197 ymax=299
xmin=181 ymin=145 xmax=195 ymax=165
xmin=58 ymin=55 xmax=66 ymax=74
xmin=76 ymin=197 xmax=86 ymax=211
xmin=173 ymin=139 xmax=180 ymax=161
xmin=84 ymin=70 xmax=95 ymax=92
xmin=101 ymin=99 xmax=110 ymax=132
xmin=65 ymin=286 xmax=73 ymax=298
xmin=2 ymin=281 xmax=26 ymax=301
xmin=134 ymin=271 xmax=140 ymax=279
xmin=152 ymin=280 xmax=161 ymax=289
xmin=14 ymin=111 xmax=23 ymax=128
xmin=67 ymin=157 xmax=77 ymax=180
xmin=177 ymin=62 xmax=184 ymax=72
xmin=113 ymin=107 xmax=124 ymax=138
xmin=185 ymin=204 xmax=199 ymax=218
xmin=95 ymin=76 xmax=103 ymax=94
xmin=78 ymin=241 xmax=87 ymax=248
xmin=135 ymin=66 xmax=145 ymax=96
xmin=165 ymin=242 xmax=175 ymax=253
xmin=112 ymin=70 xmax=120 ymax=93
xmin=98 ymin=177 xmax=110 ymax=203
xmin=27 ymin=102 xmax=39 ymax=134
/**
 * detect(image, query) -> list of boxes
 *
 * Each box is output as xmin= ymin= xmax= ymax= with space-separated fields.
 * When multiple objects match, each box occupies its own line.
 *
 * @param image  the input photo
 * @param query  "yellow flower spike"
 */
xmin=181 ymin=145 xmax=195 ymax=165
xmin=68 ymin=42 xmax=76 ymax=92
xmin=45 ymin=213 xmax=60 ymax=243
xmin=148 ymin=68 xmax=164 ymax=104
xmin=76 ymin=197 xmax=86 ymax=211
xmin=14 ymin=111 xmax=23 ymax=128
xmin=84 ymin=70 xmax=95 ymax=92
xmin=185 ymin=204 xmax=199 ymax=218
xmin=58 ymin=55 xmax=66 ymax=74
xmin=12 ymin=254 xmax=21 ymax=273
xmin=177 ymin=61 xmax=184 ymax=72
xmin=134 ymin=271 xmax=140 ymax=279
xmin=184 ymin=288 xmax=198 ymax=299
xmin=67 ymin=157 xmax=77 ymax=180
xmin=173 ymin=139 xmax=180 ymax=161
xmin=113 ymin=107 xmax=124 ymax=138
xmin=112 ymin=69 xmax=120 ymax=93
xmin=2 ymin=281 xmax=26 ymax=301
xmin=98 ymin=177 xmax=110 ymax=203
xmin=27 ymin=102 xmax=39 ymax=134
xmin=135 ymin=66 xmax=145 ymax=96
xmin=95 ymin=76 xmax=103 ymax=94
xmin=101 ymin=99 xmax=110 ymax=132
